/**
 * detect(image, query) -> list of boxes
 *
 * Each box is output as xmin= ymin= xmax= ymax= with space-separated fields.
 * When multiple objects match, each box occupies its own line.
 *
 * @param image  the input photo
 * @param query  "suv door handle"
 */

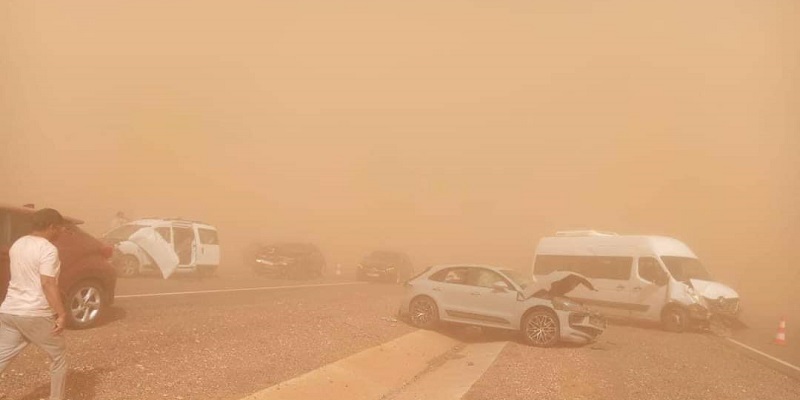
xmin=616 ymin=285 xmax=626 ymax=290
xmin=470 ymin=292 xmax=481 ymax=296
xmin=432 ymin=287 xmax=442 ymax=292
xmin=632 ymin=287 xmax=642 ymax=291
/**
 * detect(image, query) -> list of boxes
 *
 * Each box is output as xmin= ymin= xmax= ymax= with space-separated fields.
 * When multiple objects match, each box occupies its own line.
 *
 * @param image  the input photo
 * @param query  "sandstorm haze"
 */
xmin=1 ymin=1 xmax=797 ymax=300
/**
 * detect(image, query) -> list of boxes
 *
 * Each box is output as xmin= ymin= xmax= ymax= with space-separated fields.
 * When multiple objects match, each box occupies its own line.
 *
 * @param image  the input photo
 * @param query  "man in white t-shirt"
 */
xmin=0 ymin=208 xmax=69 ymax=400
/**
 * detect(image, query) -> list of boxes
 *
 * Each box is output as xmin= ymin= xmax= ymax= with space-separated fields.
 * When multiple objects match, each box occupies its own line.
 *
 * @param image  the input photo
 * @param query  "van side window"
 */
xmin=198 ymin=228 xmax=219 ymax=245
xmin=534 ymin=255 xmax=632 ymax=280
xmin=534 ymin=255 xmax=574 ymax=275
xmin=638 ymin=257 xmax=664 ymax=283
xmin=155 ymin=227 xmax=172 ymax=243
xmin=592 ymin=256 xmax=632 ymax=280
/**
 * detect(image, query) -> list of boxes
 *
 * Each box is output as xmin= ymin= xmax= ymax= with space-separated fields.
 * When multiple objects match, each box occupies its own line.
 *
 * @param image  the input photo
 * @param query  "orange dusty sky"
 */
xmin=1 ymin=1 xmax=798 ymax=298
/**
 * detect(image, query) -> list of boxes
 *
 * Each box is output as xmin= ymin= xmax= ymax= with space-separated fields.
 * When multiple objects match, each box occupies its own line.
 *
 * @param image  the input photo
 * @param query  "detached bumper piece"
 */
xmin=568 ymin=312 xmax=606 ymax=338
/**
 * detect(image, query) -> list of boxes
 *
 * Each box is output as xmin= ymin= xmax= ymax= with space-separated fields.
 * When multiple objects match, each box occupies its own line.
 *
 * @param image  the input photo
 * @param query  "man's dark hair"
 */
xmin=31 ymin=208 xmax=66 ymax=230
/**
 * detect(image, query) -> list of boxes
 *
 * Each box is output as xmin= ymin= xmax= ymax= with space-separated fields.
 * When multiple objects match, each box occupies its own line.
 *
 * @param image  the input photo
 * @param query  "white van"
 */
xmin=104 ymin=218 xmax=220 ymax=278
xmin=532 ymin=230 xmax=740 ymax=331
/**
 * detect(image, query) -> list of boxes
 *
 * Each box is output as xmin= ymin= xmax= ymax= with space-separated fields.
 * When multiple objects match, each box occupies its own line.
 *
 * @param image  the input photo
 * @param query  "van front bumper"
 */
xmin=687 ymin=303 xmax=712 ymax=321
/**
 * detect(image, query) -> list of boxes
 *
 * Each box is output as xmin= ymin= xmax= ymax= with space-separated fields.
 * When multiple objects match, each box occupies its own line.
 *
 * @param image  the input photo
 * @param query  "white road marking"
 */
xmin=115 ymin=281 xmax=367 ymax=299
xmin=241 ymin=329 xmax=461 ymax=400
xmin=387 ymin=341 xmax=507 ymax=400
xmin=726 ymin=338 xmax=800 ymax=373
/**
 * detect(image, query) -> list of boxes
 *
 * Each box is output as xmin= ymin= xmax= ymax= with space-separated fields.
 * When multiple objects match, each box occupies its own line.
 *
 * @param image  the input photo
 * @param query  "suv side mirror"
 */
xmin=492 ymin=281 xmax=510 ymax=292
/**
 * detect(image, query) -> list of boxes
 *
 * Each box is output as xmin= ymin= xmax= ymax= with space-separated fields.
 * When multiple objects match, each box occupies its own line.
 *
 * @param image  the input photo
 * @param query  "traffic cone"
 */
xmin=774 ymin=317 xmax=787 ymax=345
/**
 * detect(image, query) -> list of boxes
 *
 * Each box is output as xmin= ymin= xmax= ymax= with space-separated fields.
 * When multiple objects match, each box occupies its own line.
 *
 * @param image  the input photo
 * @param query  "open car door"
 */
xmin=128 ymin=227 xmax=179 ymax=279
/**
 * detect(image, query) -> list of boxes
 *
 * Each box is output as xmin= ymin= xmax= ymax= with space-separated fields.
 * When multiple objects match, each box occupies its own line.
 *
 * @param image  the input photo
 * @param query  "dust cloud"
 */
xmin=1 ymin=1 xmax=798 ymax=307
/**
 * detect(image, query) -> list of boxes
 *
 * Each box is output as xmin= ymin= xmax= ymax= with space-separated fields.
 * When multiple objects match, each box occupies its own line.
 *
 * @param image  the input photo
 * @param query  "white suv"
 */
xmin=399 ymin=265 xmax=605 ymax=347
xmin=104 ymin=218 xmax=220 ymax=278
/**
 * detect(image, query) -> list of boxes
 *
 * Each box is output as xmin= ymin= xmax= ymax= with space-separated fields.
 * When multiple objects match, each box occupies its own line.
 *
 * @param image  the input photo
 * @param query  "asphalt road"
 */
xmin=1 ymin=275 xmax=798 ymax=400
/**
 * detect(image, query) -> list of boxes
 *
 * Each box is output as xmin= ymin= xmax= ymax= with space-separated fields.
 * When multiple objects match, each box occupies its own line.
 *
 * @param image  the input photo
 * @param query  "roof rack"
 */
xmin=555 ymin=230 xmax=618 ymax=237
xmin=138 ymin=217 xmax=209 ymax=224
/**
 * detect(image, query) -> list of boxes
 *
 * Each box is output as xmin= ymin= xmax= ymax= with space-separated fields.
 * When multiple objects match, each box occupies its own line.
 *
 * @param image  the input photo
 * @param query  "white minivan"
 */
xmin=104 ymin=218 xmax=220 ymax=279
xmin=532 ymin=230 xmax=740 ymax=332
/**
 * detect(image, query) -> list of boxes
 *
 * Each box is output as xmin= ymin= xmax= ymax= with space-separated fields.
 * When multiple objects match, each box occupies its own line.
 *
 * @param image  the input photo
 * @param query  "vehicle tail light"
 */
xmin=100 ymin=246 xmax=114 ymax=259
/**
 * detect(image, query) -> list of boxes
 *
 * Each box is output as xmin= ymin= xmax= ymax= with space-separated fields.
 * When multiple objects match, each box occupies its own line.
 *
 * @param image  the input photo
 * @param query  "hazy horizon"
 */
xmin=2 ymin=1 xmax=798 ymax=303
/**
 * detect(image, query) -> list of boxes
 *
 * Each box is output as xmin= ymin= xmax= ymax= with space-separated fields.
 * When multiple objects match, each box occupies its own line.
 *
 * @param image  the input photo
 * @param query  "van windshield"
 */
xmin=660 ymin=256 xmax=711 ymax=282
xmin=104 ymin=224 xmax=145 ymax=241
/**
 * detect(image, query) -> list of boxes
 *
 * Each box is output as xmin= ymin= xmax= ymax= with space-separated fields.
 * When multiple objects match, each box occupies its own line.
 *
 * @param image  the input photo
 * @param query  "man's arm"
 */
xmin=41 ymin=275 xmax=68 ymax=334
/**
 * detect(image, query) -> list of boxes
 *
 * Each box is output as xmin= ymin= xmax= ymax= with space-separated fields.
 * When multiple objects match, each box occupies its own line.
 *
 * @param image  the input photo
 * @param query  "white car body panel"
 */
xmin=533 ymin=232 xmax=741 ymax=323
xmin=105 ymin=219 xmax=220 ymax=278
xmin=194 ymin=224 xmax=220 ymax=267
xmin=400 ymin=265 xmax=605 ymax=345
xmin=128 ymin=227 xmax=179 ymax=279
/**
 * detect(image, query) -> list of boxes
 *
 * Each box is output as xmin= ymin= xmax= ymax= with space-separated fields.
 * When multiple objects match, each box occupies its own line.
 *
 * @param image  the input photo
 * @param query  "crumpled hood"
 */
xmin=525 ymin=271 xmax=596 ymax=298
xmin=690 ymin=279 xmax=739 ymax=299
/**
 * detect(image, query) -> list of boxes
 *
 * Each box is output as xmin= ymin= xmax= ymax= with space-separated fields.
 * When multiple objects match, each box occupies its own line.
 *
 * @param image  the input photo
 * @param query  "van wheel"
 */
xmin=66 ymin=281 xmax=106 ymax=329
xmin=522 ymin=310 xmax=560 ymax=347
xmin=661 ymin=306 xmax=689 ymax=332
xmin=117 ymin=255 xmax=139 ymax=278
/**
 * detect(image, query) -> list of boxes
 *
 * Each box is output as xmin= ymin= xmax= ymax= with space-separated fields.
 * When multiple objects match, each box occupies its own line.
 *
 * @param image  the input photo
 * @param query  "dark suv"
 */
xmin=357 ymin=250 xmax=414 ymax=284
xmin=0 ymin=205 xmax=117 ymax=329
xmin=251 ymin=243 xmax=326 ymax=279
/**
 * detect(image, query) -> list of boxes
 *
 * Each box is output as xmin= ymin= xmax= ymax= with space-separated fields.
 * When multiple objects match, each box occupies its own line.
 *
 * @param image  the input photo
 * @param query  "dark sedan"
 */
xmin=252 ymin=242 xmax=326 ymax=279
xmin=357 ymin=250 xmax=414 ymax=284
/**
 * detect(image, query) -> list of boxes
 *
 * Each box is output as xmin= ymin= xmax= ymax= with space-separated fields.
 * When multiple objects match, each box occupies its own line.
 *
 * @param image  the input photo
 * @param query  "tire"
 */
xmin=409 ymin=296 xmax=439 ymax=330
xmin=521 ymin=309 xmax=560 ymax=347
xmin=661 ymin=306 xmax=689 ymax=333
xmin=116 ymin=255 xmax=139 ymax=278
xmin=66 ymin=281 xmax=106 ymax=329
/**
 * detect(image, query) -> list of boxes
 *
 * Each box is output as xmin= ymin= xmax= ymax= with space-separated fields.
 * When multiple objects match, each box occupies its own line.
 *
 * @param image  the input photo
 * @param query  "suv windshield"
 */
xmin=104 ymin=224 xmax=145 ymax=241
xmin=500 ymin=269 xmax=533 ymax=290
xmin=661 ymin=256 xmax=711 ymax=281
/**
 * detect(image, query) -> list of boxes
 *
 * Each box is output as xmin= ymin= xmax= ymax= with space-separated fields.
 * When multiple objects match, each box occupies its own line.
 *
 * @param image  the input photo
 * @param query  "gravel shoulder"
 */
xmin=1 ymin=282 xmax=411 ymax=400
xmin=463 ymin=324 xmax=800 ymax=400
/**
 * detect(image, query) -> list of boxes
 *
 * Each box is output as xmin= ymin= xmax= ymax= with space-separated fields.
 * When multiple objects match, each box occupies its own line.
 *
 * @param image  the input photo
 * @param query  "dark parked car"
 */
xmin=0 ymin=205 xmax=117 ymax=329
xmin=357 ymin=250 xmax=414 ymax=284
xmin=251 ymin=242 xmax=326 ymax=279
